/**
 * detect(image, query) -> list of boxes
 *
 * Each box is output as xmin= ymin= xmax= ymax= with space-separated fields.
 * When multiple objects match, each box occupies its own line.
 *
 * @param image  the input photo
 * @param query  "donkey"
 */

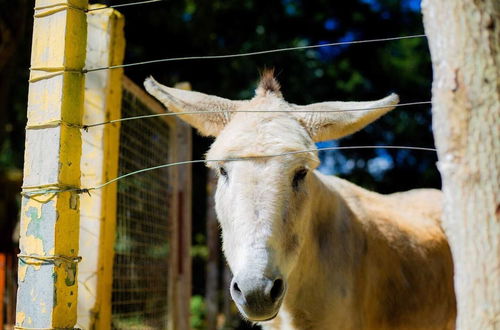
xmin=144 ymin=71 xmax=456 ymax=329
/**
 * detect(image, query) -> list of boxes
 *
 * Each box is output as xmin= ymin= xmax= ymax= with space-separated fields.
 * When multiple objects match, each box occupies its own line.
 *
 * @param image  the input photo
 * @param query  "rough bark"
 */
xmin=422 ymin=1 xmax=499 ymax=328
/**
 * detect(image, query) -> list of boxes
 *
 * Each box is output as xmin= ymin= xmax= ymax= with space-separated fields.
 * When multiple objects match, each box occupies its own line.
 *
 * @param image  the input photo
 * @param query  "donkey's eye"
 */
xmin=292 ymin=168 xmax=308 ymax=189
xmin=219 ymin=167 xmax=228 ymax=177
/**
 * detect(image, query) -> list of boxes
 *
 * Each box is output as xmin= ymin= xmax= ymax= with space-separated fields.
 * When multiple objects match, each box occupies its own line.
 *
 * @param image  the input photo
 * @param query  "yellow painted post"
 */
xmin=76 ymin=5 xmax=125 ymax=330
xmin=16 ymin=1 xmax=88 ymax=329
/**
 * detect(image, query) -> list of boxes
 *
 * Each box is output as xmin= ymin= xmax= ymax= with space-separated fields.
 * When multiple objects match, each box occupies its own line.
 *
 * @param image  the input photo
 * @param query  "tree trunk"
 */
xmin=421 ymin=1 xmax=499 ymax=329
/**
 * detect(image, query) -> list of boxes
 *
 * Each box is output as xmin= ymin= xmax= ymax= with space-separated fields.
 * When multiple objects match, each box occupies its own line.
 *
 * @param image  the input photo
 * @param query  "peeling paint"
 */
xmin=19 ymin=264 xmax=28 ymax=282
xmin=21 ymin=200 xmax=53 ymax=261
xmin=21 ymin=199 xmax=43 ymax=236
xmin=23 ymin=236 xmax=45 ymax=257
xmin=18 ymin=1 xmax=89 ymax=328
xmin=26 ymin=207 xmax=44 ymax=238
xmin=79 ymin=9 xmax=125 ymax=329
xmin=40 ymin=300 xmax=47 ymax=314
xmin=18 ymin=264 xmax=56 ymax=326
xmin=70 ymin=193 xmax=78 ymax=210
xmin=65 ymin=263 xmax=77 ymax=286
xmin=16 ymin=312 xmax=25 ymax=325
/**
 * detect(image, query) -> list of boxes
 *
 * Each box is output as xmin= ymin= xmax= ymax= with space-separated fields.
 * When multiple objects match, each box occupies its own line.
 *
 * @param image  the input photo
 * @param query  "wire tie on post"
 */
xmin=34 ymin=2 xmax=87 ymax=18
xmin=34 ymin=2 xmax=86 ymax=11
xmin=25 ymin=120 xmax=83 ymax=130
xmin=76 ymin=188 xmax=92 ymax=197
xmin=29 ymin=68 xmax=84 ymax=83
xmin=18 ymin=254 xmax=83 ymax=266
xmin=20 ymin=185 xmax=86 ymax=202
xmin=14 ymin=327 xmax=82 ymax=330
xmin=86 ymin=0 xmax=164 ymax=12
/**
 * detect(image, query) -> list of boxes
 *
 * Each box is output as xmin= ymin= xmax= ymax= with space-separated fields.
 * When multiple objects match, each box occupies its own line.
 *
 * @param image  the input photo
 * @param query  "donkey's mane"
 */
xmin=257 ymin=69 xmax=282 ymax=96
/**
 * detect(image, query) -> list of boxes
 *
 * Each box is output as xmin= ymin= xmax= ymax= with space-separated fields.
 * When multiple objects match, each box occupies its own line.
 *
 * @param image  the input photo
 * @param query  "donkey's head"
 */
xmin=145 ymin=71 xmax=398 ymax=322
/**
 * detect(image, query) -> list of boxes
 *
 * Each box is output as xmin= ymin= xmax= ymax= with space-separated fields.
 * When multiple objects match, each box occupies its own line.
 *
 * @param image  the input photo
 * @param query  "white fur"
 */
xmin=144 ymin=75 xmax=456 ymax=329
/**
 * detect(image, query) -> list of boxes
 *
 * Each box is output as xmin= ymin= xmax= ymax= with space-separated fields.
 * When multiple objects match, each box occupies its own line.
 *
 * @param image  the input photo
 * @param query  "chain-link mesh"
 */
xmin=112 ymin=86 xmax=171 ymax=329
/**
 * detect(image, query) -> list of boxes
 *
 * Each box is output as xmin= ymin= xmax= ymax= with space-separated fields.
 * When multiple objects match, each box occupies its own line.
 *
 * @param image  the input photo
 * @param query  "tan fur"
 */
xmin=144 ymin=73 xmax=456 ymax=329
xmin=277 ymin=175 xmax=456 ymax=329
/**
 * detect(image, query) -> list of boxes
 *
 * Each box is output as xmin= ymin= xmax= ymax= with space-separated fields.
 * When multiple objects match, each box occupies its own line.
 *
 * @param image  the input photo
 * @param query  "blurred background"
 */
xmin=0 ymin=0 xmax=437 ymax=329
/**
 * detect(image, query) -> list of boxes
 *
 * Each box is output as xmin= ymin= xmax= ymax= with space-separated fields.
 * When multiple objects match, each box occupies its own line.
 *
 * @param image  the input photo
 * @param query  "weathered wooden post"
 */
xmin=170 ymin=82 xmax=193 ymax=330
xmin=422 ymin=0 xmax=499 ymax=328
xmin=205 ymin=170 xmax=220 ymax=330
xmin=16 ymin=0 xmax=88 ymax=328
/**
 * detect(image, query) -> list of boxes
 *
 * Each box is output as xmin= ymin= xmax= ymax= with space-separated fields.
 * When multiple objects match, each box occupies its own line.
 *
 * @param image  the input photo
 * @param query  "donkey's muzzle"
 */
xmin=230 ymin=274 xmax=286 ymax=321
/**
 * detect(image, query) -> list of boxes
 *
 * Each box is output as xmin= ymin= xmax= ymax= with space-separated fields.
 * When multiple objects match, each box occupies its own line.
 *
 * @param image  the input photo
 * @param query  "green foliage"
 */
xmin=4 ymin=1 xmax=436 ymax=328
xmin=192 ymin=233 xmax=209 ymax=259
xmin=113 ymin=0 xmax=434 ymax=192
xmin=190 ymin=295 xmax=206 ymax=329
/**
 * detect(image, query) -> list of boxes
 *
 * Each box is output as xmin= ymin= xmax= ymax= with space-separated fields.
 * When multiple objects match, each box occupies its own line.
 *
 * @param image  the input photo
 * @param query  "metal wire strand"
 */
xmin=86 ymin=0 xmax=165 ymax=12
xmin=20 ymin=146 xmax=436 ymax=198
xmin=83 ymin=34 xmax=426 ymax=73
xmin=82 ymin=101 xmax=432 ymax=130
xmin=17 ymin=254 xmax=83 ymax=265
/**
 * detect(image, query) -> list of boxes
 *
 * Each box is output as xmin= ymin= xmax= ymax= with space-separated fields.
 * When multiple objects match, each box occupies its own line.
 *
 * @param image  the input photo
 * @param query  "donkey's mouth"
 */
xmin=255 ymin=310 xmax=279 ymax=322
xmin=241 ymin=308 xmax=280 ymax=322
xmin=235 ymin=288 xmax=286 ymax=323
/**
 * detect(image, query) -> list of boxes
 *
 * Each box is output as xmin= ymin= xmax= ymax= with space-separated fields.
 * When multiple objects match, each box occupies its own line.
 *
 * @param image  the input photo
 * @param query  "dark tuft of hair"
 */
xmin=257 ymin=68 xmax=282 ymax=96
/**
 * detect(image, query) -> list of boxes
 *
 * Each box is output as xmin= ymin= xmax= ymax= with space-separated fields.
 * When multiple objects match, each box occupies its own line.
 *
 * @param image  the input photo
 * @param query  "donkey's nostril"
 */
xmin=233 ymin=281 xmax=242 ymax=294
xmin=270 ymin=278 xmax=284 ymax=302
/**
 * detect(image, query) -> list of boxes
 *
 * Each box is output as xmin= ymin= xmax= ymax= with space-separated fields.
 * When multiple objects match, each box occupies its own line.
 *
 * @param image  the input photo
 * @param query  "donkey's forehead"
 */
xmin=206 ymin=110 xmax=316 ymax=161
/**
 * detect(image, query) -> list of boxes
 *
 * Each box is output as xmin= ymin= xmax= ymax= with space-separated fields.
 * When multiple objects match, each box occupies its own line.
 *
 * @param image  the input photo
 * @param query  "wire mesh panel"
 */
xmin=112 ymin=82 xmax=173 ymax=330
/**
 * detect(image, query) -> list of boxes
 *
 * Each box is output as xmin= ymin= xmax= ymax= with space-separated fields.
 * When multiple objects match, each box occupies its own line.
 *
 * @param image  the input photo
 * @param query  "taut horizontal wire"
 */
xmin=83 ymin=34 xmax=426 ymax=73
xmin=83 ymin=101 xmax=432 ymax=130
xmin=21 ymin=145 xmax=436 ymax=198
xmin=86 ymin=0 xmax=165 ymax=12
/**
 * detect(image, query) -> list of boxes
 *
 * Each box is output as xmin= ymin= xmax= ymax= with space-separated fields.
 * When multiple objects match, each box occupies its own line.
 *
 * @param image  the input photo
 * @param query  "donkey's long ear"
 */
xmin=144 ymin=76 xmax=244 ymax=137
xmin=292 ymin=93 xmax=399 ymax=142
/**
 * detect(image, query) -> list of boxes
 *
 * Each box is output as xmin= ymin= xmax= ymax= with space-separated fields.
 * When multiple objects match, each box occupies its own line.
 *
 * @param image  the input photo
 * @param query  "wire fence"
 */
xmin=83 ymin=34 xmax=426 ymax=73
xmin=20 ymin=2 xmax=438 ymax=329
xmin=24 ymin=0 xmax=435 ymax=200
xmin=87 ymin=0 xmax=165 ymax=12
xmin=82 ymin=101 xmax=432 ymax=130
xmin=21 ymin=145 xmax=436 ymax=201
xmin=112 ymin=85 xmax=172 ymax=330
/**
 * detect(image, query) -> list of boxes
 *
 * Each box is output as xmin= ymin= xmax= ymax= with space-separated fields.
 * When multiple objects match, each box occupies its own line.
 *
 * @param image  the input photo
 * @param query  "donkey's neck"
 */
xmin=281 ymin=171 xmax=367 ymax=328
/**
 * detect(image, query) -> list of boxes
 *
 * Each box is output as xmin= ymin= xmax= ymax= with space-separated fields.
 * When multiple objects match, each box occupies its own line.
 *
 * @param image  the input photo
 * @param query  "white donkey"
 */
xmin=145 ymin=71 xmax=456 ymax=329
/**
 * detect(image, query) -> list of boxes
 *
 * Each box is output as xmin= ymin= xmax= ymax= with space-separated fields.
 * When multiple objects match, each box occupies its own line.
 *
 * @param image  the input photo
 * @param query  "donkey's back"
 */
xmin=317 ymin=175 xmax=456 ymax=329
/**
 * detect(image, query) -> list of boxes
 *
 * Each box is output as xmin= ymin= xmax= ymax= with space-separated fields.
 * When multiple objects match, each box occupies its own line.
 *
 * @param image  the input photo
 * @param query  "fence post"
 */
xmin=161 ymin=82 xmax=193 ymax=330
xmin=205 ymin=170 xmax=220 ymax=330
xmin=16 ymin=1 xmax=88 ymax=329
xmin=77 ymin=5 xmax=125 ymax=330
